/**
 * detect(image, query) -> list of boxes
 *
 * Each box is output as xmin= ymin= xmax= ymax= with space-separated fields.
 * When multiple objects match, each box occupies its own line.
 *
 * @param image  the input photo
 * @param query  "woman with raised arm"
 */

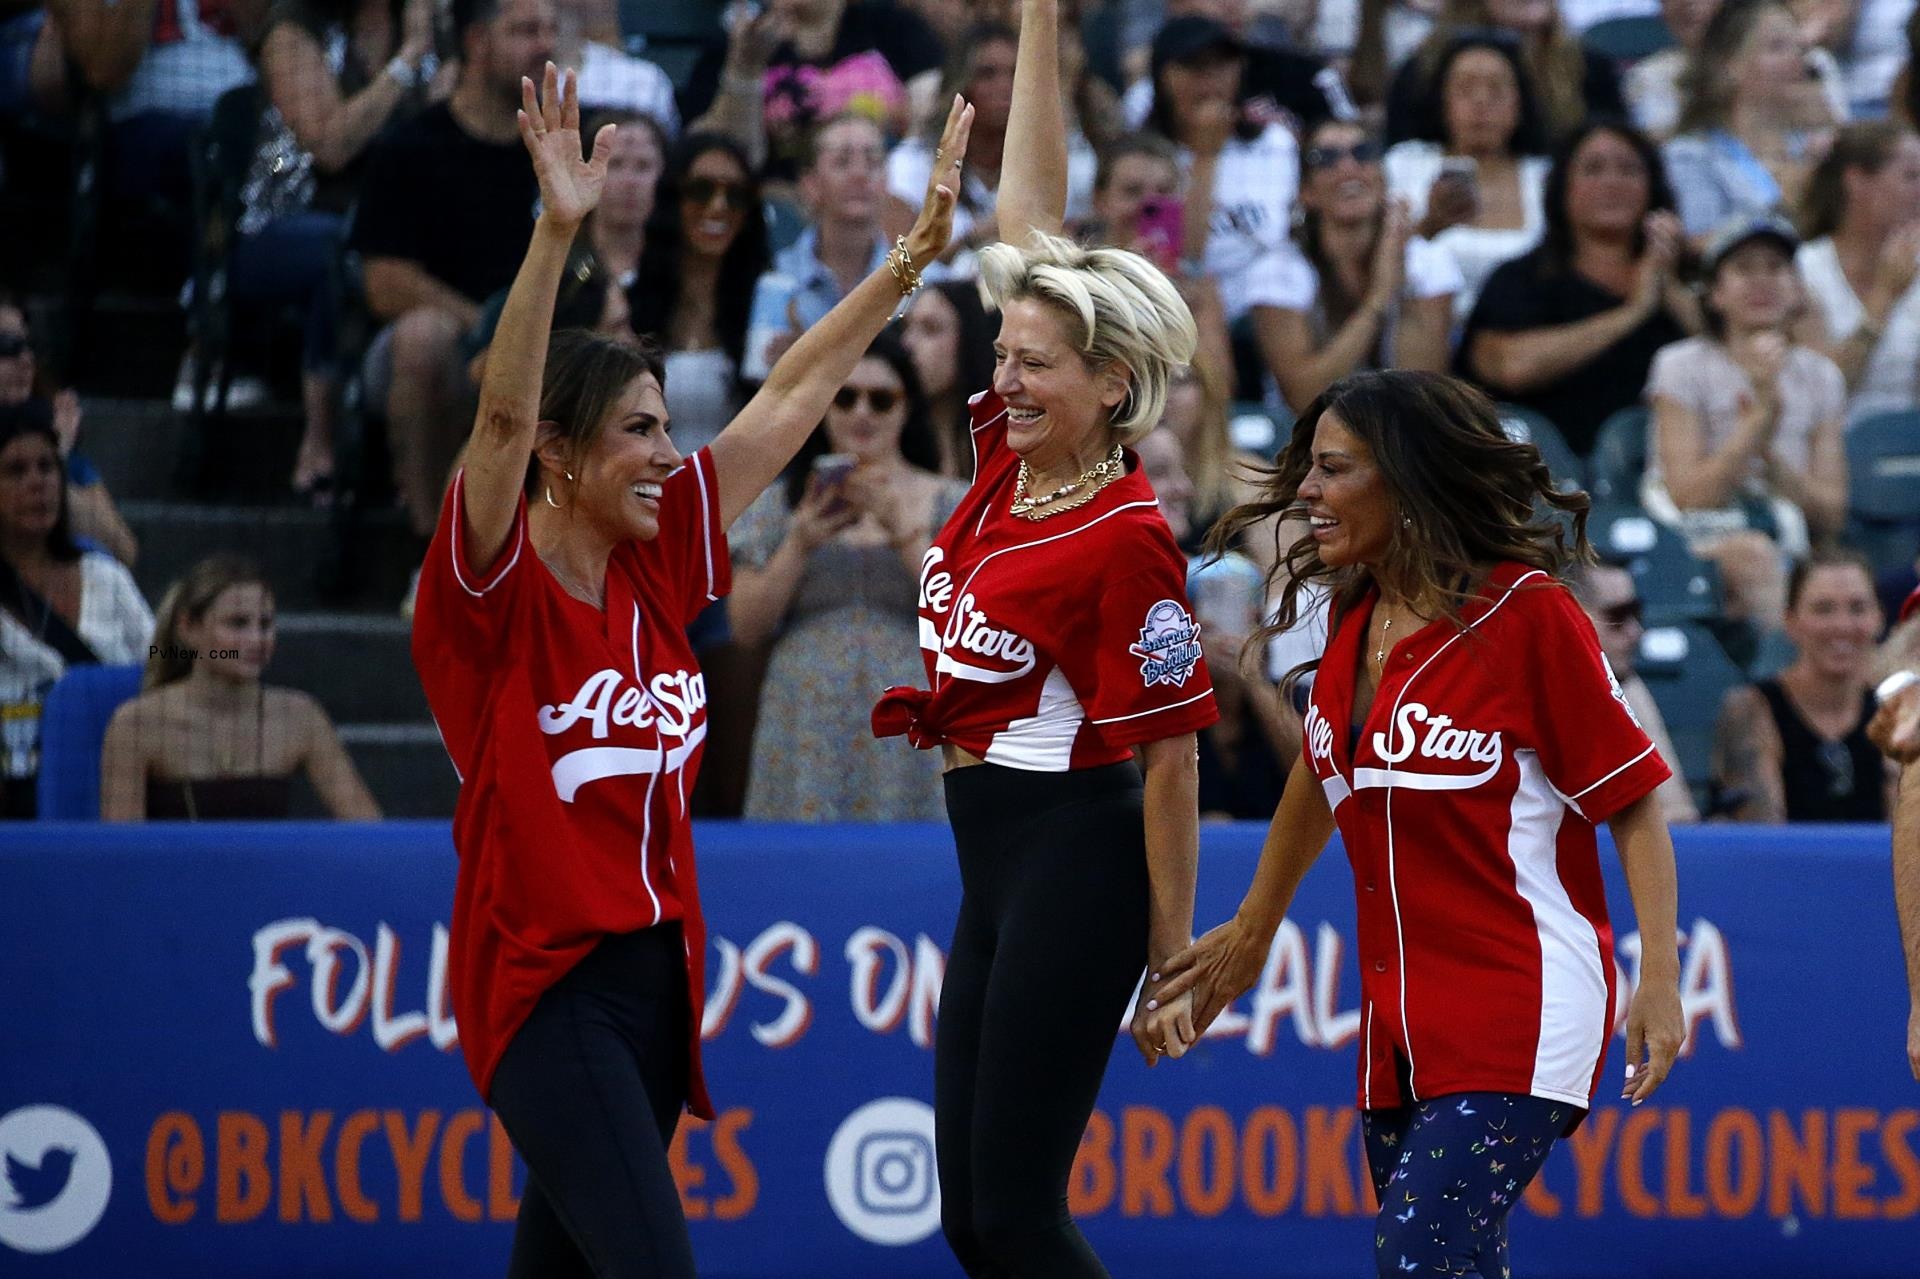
xmin=410 ymin=63 xmax=969 ymax=1279
xmin=869 ymin=4 xmax=1214 ymax=1275
xmin=1145 ymin=370 xmax=1686 ymax=1279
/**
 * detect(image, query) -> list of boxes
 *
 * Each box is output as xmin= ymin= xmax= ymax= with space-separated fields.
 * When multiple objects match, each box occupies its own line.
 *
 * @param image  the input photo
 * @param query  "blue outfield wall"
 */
xmin=0 ymin=821 xmax=1915 ymax=1277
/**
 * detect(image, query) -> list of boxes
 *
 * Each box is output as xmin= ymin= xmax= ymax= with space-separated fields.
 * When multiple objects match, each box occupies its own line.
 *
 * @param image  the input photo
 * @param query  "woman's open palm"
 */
xmin=518 ymin=62 xmax=615 ymax=228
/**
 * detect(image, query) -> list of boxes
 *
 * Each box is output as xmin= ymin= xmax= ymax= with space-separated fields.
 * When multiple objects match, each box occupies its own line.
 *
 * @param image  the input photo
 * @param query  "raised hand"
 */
xmin=903 ymin=96 xmax=975 ymax=269
xmin=517 ymin=62 xmax=616 ymax=231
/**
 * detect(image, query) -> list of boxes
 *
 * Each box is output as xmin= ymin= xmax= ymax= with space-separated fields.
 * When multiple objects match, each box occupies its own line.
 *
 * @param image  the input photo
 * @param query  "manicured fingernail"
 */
xmin=1145 ymin=999 xmax=1158 ymax=1011
xmin=1150 ymin=972 xmax=1161 ymax=982
xmin=1624 ymin=1064 xmax=1636 ymax=1079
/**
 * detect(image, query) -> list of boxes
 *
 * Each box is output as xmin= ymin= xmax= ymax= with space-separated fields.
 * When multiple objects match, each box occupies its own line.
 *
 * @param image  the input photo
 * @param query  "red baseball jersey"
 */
xmin=412 ymin=452 xmax=728 ymax=1117
xmin=873 ymin=389 xmax=1218 ymax=766
xmin=1302 ymin=563 xmax=1670 ymax=1116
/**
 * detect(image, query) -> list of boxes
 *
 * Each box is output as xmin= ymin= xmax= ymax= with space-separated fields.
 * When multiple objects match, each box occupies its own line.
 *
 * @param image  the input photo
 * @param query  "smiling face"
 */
xmin=902 ymin=288 xmax=961 ymax=400
xmin=803 ymin=116 xmax=886 ymax=226
xmin=991 ymin=297 xmax=1128 ymax=471
xmin=556 ymin=372 xmax=683 ymax=542
xmin=1785 ymin=562 xmax=1882 ymax=681
xmin=824 ymin=355 xmax=910 ymax=463
xmin=1302 ymin=121 xmax=1384 ymax=227
xmin=1565 ymin=128 xmax=1652 ymax=241
xmin=1296 ymin=411 xmax=1397 ymax=569
xmin=1731 ymin=7 xmax=1806 ymax=110
xmin=681 ymin=148 xmax=751 ymax=259
xmin=186 ymin=582 xmax=276 ymax=683
xmin=1442 ymin=47 xmax=1522 ymax=158
xmin=1707 ymin=238 xmax=1797 ymax=332
xmin=0 ymin=431 xmax=61 ymax=543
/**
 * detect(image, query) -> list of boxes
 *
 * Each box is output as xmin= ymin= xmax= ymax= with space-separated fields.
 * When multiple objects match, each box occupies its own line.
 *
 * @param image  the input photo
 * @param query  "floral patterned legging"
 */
xmin=1362 ymin=1093 xmax=1573 ymax=1278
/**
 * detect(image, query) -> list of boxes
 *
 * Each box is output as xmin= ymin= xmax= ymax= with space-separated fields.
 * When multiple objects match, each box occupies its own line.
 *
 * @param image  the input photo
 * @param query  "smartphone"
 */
xmin=1136 ymin=196 xmax=1184 ymax=273
xmin=1438 ymin=155 xmax=1478 ymax=192
xmin=811 ymin=451 xmax=857 ymax=491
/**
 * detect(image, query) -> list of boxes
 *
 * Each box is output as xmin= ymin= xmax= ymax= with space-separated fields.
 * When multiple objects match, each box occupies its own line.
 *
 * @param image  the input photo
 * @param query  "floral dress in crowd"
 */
xmin=730 ymin=478 xmax=965 ymax=821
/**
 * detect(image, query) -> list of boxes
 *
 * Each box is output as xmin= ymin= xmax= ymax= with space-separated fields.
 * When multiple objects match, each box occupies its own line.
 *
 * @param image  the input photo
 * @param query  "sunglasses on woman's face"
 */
xmin=682 ymin=177 xmax=752 ymax=211
xmin=834 ymin=386 xmax=900 ymax=413
xmin=0 ymin=334 xmax=28 ymax=358
xmin=1304 ymin=140 xmax=1381 ymax=171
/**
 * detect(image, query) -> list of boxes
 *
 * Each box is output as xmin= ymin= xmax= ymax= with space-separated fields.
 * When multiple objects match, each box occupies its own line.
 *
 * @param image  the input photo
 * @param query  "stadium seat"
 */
xmin=1843 ymin=409 xmax=1920 ymax=577
xmin=1587 ymin=404 xmax=1648 ymax=503
xmin=1583 ymin=15 xmax=1676 ymax=65
xmin=1496 ymin=404 xmax=1585 ymax=493
xmin=618 ymin=0 xmax=722 ymax=88
xmin=36 ymin=665 xmax=145 ymax=820
xmin=1634 ymin=622 xmax=1745 ymax=808
xmin=1586 ymin=503 xmax=1722 ymax=624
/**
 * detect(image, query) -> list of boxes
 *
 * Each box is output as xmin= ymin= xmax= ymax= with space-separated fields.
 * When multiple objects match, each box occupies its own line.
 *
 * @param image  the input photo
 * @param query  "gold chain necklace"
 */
xmin=1011 ymin=445 xmax=1125 ymax=520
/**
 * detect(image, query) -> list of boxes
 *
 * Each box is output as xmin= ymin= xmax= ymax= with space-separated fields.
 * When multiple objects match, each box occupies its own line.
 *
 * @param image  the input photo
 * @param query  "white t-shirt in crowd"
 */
xmin=886 ymin=132 xmax=1098 ymax=282
xmin=110 ymin=0 xmax=253 ymax=121
xmin=1384 ymin=142 xmax=1548 ymax=326
xmin=1556 ymin=0 xmax=1659 ymax=31
xmin=1181 ymin=124 xmax=1301 ymax=322
xmin=577 ymin=41 xmax=681 ymax=135
xmin=1797 ymin=235 xmax=1920 ymax=421
xmin=1842 ymin=0 xmax=1916 ymax=111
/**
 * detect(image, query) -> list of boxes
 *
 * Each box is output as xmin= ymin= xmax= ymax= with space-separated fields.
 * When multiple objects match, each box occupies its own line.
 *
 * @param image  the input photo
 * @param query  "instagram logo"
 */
xmin=824 ymin=1098 xmax=941 ymax=1245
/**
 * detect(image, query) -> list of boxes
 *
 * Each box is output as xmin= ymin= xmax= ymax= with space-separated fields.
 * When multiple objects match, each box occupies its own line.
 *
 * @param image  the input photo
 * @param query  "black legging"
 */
xmin=488 ymin=924 xmax=696 ymax=1279
xmin=936 ymin=760 xmax=1150 ymax=1278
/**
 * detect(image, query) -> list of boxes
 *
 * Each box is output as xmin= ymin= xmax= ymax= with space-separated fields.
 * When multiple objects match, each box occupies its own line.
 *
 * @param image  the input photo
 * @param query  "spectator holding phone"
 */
xmin=1384 ymin=32 xmax=1552 ymax=323
xmin=727 ymin=337 xmax=966 ymax=820
xmin=1079 ymin=133 xmax=1180 ymax=260
xmin=1253 ymin=119 xmax=1459 ymax=413
xmin=1140 ymin=16 xmax=1300 ymax=326
xmin=1793 ymin=121 xmax=1920 ymax=423
xmin=1662 ymin=0 xmax=1842 ymax=242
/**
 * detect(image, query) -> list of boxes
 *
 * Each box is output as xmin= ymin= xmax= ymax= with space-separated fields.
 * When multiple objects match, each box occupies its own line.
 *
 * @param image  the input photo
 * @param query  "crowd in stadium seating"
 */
xmin=0 ymin=0 xmax=1915 ymax=823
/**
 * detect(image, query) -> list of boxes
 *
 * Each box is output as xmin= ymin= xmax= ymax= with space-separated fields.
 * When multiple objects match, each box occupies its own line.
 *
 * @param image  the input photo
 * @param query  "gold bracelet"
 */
xmin=887 ymin=236 xmax=923 ymax=298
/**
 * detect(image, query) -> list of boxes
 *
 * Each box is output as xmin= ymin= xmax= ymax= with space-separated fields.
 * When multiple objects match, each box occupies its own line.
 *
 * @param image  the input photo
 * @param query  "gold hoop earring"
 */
xmin=544 ymin=485 xmax=560 ymax=509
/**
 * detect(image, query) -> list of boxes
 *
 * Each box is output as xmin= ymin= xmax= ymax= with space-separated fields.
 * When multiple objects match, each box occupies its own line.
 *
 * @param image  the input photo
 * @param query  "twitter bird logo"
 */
xmin=5 ymin=1147 xmax=75 ymax=1211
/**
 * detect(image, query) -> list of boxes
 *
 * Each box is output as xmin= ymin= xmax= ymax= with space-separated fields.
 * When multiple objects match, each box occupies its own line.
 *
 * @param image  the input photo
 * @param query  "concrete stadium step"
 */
xmin=287 ymin=723 xmax=456 ymax=818
xmin=120 ymin=502 xmax=422 ymax=612
xmin=272 ymin=613 xmax=427 ymax=725
xmin=80 ymin=397 xmax=307 ymax=503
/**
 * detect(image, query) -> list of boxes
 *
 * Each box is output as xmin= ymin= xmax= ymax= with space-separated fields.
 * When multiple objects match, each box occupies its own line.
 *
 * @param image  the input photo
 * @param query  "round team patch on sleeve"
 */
xmin=1131 ymin=600 xmax=1204 ymax=688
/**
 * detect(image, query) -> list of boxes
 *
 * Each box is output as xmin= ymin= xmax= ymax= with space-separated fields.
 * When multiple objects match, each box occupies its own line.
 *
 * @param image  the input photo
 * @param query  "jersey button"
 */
xmin=1364 ymin=879 xmax=1376 ymax=892
xmin=1373 ymin=960 xmax=1388 ymax=972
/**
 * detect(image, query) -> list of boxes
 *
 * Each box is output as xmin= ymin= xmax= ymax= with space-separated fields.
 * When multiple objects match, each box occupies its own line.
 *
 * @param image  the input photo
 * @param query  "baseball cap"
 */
xmin=1701 ymin=212 xmax=1800 ymax=276
xmin=1152 ymin=16 xmax=1244 ymax=68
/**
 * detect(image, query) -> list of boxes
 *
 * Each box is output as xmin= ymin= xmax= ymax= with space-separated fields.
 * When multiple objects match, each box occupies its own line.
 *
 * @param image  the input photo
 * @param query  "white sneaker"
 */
xmin=172 ymin=356 xmax=269 ymax=413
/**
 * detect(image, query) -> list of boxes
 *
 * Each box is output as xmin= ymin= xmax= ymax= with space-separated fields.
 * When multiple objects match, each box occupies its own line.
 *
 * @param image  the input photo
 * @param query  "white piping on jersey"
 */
xmin=1091 ymin=688 xmax=1212 ymax=725
xmin=1362 ymin=1001 xmax=1373 ymax=1108
xmin=967 ymin=400 xmax=1009 ymax=537
xmin=428 ymin=710 xmax=464 ymax=784
xmin=1319 ymin=772 xmax=1351 ymax=811
xmin=630 ymin=604 xmax=662 ymax=923
xmin=935 ymin=499 xmax=1163 ymax=691
xmin=1378 ymin=567 xmax=1545 ymax=1103
xmin=1353 ymin=754 xmax=1502 ymax=792
xmin=1563 ymin=741 xmax=1657 ymax=820
xmin=448 ymin=470 xmax=523 ymax=597
xmin=692 ymin=452 xmax=720 ymax=603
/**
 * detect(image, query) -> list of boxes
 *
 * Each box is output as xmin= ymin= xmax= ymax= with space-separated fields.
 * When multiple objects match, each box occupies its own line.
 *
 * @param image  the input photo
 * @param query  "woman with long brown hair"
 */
xmin=1145 ymin=369 xmax=1686 ymax=1279
xmin=99 ymin=555 xmax=380 ymax=821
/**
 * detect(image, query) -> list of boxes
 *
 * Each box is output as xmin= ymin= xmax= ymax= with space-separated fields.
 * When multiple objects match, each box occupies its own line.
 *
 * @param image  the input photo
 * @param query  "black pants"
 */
xmin=936 ymin=761 xmax=1149 ymax=1278
xmin=488 ymin=925 xmax=695 ymax=1279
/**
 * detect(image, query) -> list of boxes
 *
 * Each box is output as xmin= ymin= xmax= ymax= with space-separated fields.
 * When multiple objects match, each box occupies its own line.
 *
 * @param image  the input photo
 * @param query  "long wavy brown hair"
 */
xmin=1204 ymin=371 xmax=1592 ymax=684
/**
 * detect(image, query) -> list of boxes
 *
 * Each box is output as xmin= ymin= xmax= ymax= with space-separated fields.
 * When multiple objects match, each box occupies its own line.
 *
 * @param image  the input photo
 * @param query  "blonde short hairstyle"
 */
xmin=977 ymin=232 xmax=1199 ymax=446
